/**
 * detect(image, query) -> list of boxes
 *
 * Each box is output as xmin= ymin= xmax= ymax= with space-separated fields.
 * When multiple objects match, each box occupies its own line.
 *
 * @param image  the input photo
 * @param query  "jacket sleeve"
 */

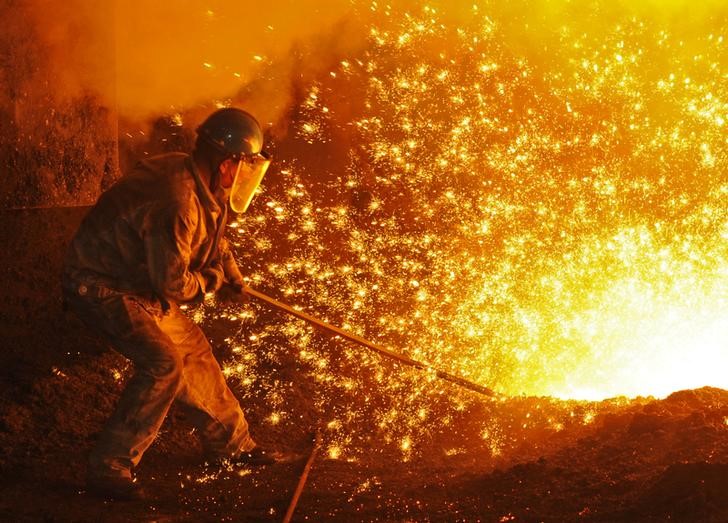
xmin=218 ymin=236 xmax=244 ymax=287
xmin=144 ymin=202 xmax=204 ymax=303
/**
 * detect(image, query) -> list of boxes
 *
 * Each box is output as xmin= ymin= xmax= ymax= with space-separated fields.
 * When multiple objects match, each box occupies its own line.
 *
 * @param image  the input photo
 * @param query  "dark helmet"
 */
xmin=196 ymin=108 xmax=264 ymax=158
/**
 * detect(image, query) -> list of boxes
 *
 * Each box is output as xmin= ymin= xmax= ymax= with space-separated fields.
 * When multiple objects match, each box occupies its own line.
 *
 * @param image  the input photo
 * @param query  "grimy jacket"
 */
xmin=64 ymin=153 xmax=243 ymax=303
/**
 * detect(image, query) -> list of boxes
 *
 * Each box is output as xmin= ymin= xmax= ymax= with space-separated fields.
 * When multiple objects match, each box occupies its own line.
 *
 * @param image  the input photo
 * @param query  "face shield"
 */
xmin=229 ymin=151 xmax=271 ymax=213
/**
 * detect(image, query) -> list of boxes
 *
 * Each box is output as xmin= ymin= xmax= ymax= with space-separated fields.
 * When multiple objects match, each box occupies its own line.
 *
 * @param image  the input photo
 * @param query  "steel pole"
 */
xmin=282 ymin=432 xmax=322 ymax=523
xmin=244 ymin=286 xmax=496 ymax=398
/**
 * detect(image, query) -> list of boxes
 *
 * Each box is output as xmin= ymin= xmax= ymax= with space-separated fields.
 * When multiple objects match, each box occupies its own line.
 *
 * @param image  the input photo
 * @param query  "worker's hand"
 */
xmin=216 ymin=280 xmax=249 ymax=305
xmin=201 ymin=266 xmax=225 ymax=293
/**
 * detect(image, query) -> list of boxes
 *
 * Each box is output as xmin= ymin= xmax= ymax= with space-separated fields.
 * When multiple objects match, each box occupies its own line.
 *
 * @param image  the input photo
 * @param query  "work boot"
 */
xmin=87 ymin=475 xmax=145 ymax=501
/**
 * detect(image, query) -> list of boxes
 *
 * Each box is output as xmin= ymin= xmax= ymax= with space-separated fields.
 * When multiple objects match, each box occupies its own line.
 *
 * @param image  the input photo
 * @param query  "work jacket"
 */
xmin=64 ymin=153 xmax=243 ymax=303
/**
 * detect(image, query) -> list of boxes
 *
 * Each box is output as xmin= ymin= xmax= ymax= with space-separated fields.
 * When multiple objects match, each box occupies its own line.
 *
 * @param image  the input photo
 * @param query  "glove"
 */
xmin=217 ymin=281 xmax=249 ymax=304
xmin=200 ymin=266 xmax=225 ymax=293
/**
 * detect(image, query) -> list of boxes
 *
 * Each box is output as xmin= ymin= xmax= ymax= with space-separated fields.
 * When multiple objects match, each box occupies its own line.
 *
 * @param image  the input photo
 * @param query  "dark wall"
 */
xmin=0 ymin=2 xmax=118 ymax=209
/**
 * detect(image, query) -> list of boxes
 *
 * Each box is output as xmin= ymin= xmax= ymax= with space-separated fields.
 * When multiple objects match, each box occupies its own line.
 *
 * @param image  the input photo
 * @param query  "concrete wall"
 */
xmin=0 ymin=2 xmax=118 ymax=209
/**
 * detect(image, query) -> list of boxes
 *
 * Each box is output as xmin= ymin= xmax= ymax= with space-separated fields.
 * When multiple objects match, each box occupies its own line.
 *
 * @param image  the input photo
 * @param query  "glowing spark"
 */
xmin=400 ymin=436 xmax=412 ymax=452
xmin=202 ymin=1 xmax=727 ymax=459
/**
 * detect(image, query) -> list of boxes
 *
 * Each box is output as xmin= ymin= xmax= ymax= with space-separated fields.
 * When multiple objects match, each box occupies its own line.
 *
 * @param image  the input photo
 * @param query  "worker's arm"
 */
xmin=218 ymin=236 xmax=245 ymax=291
xmin=143 ymin=202 xmax=208 ymax=303
xmin=210 ymin=236 xmax=250 ymax=305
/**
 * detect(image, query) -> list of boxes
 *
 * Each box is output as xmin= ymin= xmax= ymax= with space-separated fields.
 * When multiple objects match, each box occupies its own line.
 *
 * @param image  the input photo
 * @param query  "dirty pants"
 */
xmin=64 ymin=284 xmax=255 ymax=479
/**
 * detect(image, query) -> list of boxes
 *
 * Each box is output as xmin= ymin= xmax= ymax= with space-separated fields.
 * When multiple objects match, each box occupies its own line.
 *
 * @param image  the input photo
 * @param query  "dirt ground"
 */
xmin=1 ymin=207 xmax=728 ymax=523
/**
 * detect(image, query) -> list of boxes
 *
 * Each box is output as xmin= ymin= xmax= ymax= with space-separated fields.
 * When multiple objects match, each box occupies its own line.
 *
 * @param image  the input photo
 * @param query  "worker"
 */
xmin=62 ymin=108 xmax=275 ymax=500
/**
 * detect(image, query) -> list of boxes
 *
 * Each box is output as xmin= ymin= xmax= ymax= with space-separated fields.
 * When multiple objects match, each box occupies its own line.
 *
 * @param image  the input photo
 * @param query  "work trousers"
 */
xmin=63 ymin=281 xmax=255 ymax=479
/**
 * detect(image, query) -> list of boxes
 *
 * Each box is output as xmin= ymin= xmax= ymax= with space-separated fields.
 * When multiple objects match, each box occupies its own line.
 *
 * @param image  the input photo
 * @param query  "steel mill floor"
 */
xmin=1 ymin=207 xmax=727 ymax=523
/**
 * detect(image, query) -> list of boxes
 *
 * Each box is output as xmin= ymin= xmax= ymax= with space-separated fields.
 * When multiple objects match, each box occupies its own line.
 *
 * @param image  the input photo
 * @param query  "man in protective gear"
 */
xmin=62 ymin=108 xmax=273 ymax=500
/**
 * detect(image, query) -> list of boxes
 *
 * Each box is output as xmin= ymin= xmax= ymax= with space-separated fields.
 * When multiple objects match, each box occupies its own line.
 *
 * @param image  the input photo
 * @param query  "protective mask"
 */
xmin=229 ymin=152 xmax=271 ymax=213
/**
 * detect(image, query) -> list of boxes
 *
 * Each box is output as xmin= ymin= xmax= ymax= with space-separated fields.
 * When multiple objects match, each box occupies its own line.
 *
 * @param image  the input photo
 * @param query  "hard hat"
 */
xmin=196 ymin=107 xmax=264 ymax=158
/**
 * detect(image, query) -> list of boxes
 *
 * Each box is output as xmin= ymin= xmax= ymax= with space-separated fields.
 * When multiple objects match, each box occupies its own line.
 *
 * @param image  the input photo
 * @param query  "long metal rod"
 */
xmin=244 ymin=286 xmax=496 ymax=398
xmin=282 ymin=432 xmax=322 ymax=523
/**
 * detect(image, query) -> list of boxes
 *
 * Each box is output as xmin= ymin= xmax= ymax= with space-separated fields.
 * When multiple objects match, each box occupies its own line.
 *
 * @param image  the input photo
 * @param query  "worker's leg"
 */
xmin=67 ymin=290 xmax=183 ymax=479
xmin=159 ymin=304 xmax=256 ymax=457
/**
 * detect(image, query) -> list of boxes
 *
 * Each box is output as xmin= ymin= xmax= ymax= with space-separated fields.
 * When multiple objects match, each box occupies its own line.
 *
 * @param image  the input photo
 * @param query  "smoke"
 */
xmin=115 ymin=1 xmax=372 ymax=129
xmin=8 ymin=0 xmax=725 ymax=130
xmin=3 ymin=0 xmax=368 ymax=131
xmin=0 ymin=1 xmax=114 ymax=134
